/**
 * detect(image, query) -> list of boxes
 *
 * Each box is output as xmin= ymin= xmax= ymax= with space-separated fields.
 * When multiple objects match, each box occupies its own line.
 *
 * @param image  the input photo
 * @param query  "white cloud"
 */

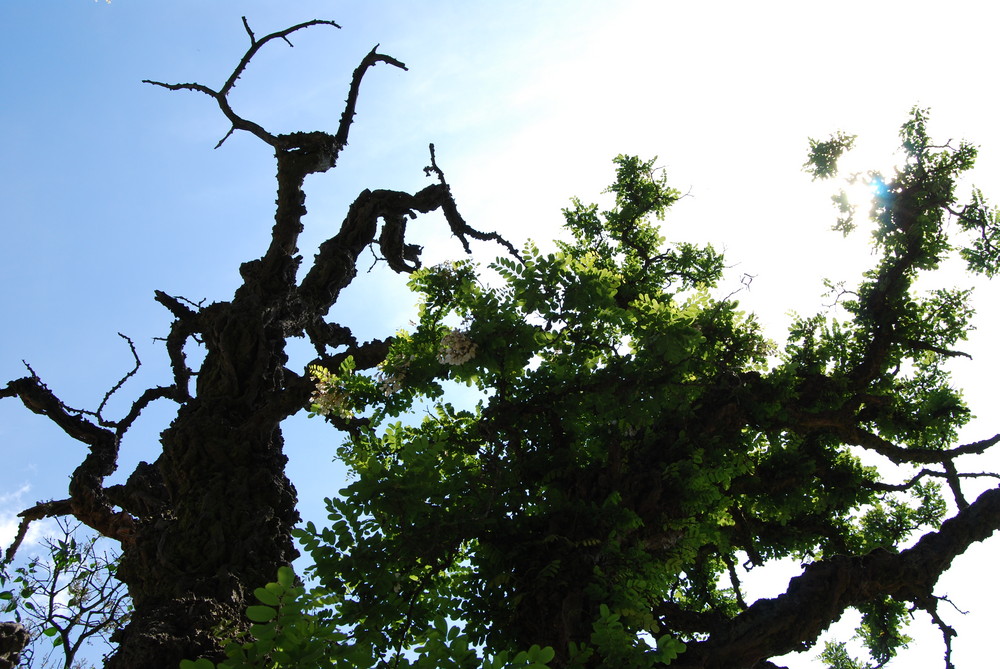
xmin=0 ymin=484 xmax=59 ymax=559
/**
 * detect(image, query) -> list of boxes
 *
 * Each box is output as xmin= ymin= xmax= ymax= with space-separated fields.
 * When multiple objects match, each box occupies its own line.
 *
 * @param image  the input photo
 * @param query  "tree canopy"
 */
xmin=4 ymin=13 xmax=1000 ymax=669
xmin=198 ymin=111 xmax=1000 ymax=668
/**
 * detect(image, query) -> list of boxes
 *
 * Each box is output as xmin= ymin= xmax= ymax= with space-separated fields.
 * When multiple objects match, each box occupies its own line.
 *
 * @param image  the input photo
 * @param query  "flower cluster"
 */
xmin=430 ymin=261 xmax=459 ymax=281
xmin=375 ymin=355 xmax=412 ymax=396
xmin=437 ymin=329 xmax=478 ymax=366
xmin=308 ymin=365 xmax=353 ymax=419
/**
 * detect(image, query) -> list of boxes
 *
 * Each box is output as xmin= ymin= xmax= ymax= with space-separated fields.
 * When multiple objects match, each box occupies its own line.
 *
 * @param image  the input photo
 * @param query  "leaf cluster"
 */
xmin=211 ymin=112 xmax=1000 ymax=668
xmin=1 ymin=520 xmax=130 ymax=669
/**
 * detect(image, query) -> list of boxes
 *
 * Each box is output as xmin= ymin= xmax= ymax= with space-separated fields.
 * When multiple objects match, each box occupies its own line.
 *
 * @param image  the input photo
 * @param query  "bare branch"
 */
xmin=866 ymin=468 xmax=1000 ymax=492
xmin=302 ymin=320 xmax=357 ymax=355
xmin=220 ymin=19 xmax=341 ymax=98
xmin=1 ymin=375 xmax=135 ymax=550
xmin=723 ymin=553 xmax=749 ymax=610
xmin=153 ymin=290 xmax=200 ymax=322
xmin=214 ymin=126 xmax=237 ymax=150
xmin=142 ymin=77 xmax=277 ymax=148
xmin=297 ymin=185 xmax=440 ymax=312
xmin=425 ymin=144 xmax=524 ymax=261
xmin=913 ymin=595 xmax=958 ymax=669
xmin=942 ymin=459 xmax=969 ymax=510
xmin=140 ymin=79 xmax=218 ymax=98
xmin=241 ymin=16 xmax=255 ymax=43
xmin=143 ymin=18 xmax=342 ymax=150
xmin=904 ymin=339 xmax=972 ymax=360
xmin=335 ymin=45 xmax=408 ymax=149
xmin=95 ymin=333 xmax=142 ymax=423
xmin=2 ymin=375 xmax=114 ymax=449
xmin=153 ymin=291 xmax=199 ymax=400
xmin=790 ymin=410 xmax=1000 ymax=466
xmin=114 ymin=385 xmax=182 ymax=437
xmin=3 ymin=498 xmax=72 ymax=564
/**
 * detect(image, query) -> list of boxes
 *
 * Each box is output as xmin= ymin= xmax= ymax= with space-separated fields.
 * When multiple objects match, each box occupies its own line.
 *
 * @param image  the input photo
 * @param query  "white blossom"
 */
xmin=437 ymin=329 xmax=477 ymax=366
xmin=308 ymin=366 xmax=353 ymax=419
xmin=376 ymin=357 xmax=410 ymax=396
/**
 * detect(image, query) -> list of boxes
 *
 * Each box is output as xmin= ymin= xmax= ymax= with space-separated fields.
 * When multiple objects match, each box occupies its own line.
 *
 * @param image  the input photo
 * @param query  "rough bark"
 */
xmin=1 ymin=20 xmax=513 ymax=668
xmin=0 ymin=622 xmax=29 ymax=669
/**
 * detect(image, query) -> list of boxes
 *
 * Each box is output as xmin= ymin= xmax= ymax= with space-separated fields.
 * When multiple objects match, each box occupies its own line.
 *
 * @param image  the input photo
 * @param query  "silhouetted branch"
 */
xmin=913 ymin=595 xmax=958 ymax=669
xmin=426 ymin=143 xmax=524 ymax=261
xmin=222 ymin=18 xmax=342 ymax=98
xmin=143 ymin=19 xmax=342 ymax=149
xmin=153 ymin=290 xmax=199 ymax=323
xmin=335 ymin=46 xmax=408 ymax=149
xmin=904 ymin=339 xmax=972 ymax=359
xmin=866 ymin=468 xmax=1000 ymax=493
xmin=1 ymin=375 xmax=114 ymax=450
xmin=942 ymin=459 xmax=969 ymax=510
xmin=669 ymin=485 xmax=1000 ymax=668
xmin=790 ymin=411 xmax=1000 ymax=466
xmin=141 ymin=78 xmax=273 ymax=149
xmin=0 ymin=375 xmax=135 ymax=556
xmin=94 ymin=333 xmax=142 ymax=423
xmin=2 ymin=499 xmax=73 ymax=564
xmin=114 ymin=385 xmax=183 ymax=437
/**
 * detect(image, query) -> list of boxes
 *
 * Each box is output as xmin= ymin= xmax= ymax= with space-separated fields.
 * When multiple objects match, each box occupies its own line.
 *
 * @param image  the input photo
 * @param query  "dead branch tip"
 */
xmin=241 ymin=16 xmax=255 ymax=43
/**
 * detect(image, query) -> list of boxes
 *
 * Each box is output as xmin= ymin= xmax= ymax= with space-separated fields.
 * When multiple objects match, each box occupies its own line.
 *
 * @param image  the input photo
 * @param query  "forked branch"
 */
xmin=144 ymin=17 xmax=405 ymax=159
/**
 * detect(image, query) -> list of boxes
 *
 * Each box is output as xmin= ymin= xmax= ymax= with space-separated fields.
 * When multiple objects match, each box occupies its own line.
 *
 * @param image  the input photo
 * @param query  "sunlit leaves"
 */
xmin=956 ymin=187 xmax=1000 ymax=277
xmin=819 ymin=641 xmax=873 ymax=669
xmin=216 ymin=112 xmax=1000 ymax=668
xmin=804 ymin=130 xmax=857 ymax=180
xmin=181 ymin=566 xmax=345 ymax=669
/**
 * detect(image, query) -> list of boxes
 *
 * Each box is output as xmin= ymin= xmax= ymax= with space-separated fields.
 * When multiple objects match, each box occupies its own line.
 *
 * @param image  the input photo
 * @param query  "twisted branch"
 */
xmin=670 ymin=485 xmax=1000 ymax=668
xmin=143 ymin=18 xmax=345 ymax=149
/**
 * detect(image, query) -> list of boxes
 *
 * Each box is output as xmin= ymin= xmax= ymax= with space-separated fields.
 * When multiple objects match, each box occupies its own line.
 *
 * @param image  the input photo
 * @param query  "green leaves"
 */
xmin=217 ymin=117 xmax=999 ymax=667
xmin=245 ymin=605 xmax=277 ymax=623
xmin=291 ymin=153 xmax=768 ymax=665
xmin=181 ymin=565 xmax=343 ymax=669
xmin=180 ymin=659 xmax=217 ymax=669
xmin=804 ymin=130 xmax=857 ymax=180
xmin=955 ymin=187 xmax=1000 ymax=276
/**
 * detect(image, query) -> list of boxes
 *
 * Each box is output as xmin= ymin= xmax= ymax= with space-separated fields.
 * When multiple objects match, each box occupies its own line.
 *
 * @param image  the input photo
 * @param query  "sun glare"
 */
xmin=844 ymin=172 xmax=887 ymax=213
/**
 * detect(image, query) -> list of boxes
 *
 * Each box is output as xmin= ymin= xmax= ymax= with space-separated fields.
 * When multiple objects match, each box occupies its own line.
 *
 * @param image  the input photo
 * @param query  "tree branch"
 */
xmin=669 ymin=485 xmax=1000 ymax=668
xmin=92 ymin=334 xmax=142 ymax=424
xmin=787 ymin=408 xmax=1000 ymax=466
xmin=222 ymin=19 xmax=342 ymax=99
xmin=335 ymin=46 xmax=407 ymax=149
xmin=142 ymin=19 xmax=342 ymax=149
xmin=140 ymin=78 xmax=275 ymax=149
xmin=0 ymin=376 xmax=135 ymax=556
xmin=425 ymin=143 xmax=524 ymax=260
xmin=2 ymin=499 xmax=72 ymax=563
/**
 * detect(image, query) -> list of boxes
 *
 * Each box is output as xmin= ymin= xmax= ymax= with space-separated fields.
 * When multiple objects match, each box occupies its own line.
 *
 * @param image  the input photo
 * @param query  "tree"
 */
xmin=1 ymin=18 xmax=513 ymax=669
xmin=5 ymin=17 xmax=1000 ymax=669
xmin=2 ymin=519 xmax=130 ymax=669
xmin=201 ymin=130 xmax=1000 ymax=668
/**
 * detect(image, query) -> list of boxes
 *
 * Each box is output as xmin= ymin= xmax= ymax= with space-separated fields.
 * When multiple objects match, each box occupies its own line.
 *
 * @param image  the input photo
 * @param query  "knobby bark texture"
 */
xmin=4 ymin=19 xmax=1000 ymax=669
xmin=1 ymin=20 xmax=512 ymax=668
xmin=0 ymin=623 xmax=29 ymax=669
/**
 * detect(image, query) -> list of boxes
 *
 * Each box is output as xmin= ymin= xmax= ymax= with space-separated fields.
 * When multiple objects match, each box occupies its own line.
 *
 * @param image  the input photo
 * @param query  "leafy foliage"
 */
xmin=1 ymin=519 xmax=131 ymax=669
xmin=804 ymin=130 xmax=857 ymax=180
xmin=189 ymin=110 xmax=1000 ymax=668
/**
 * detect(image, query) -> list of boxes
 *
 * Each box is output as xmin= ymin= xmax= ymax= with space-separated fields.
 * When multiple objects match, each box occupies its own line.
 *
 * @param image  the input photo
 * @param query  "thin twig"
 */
xmin=95 ymin=334 xmax=142 ymax=424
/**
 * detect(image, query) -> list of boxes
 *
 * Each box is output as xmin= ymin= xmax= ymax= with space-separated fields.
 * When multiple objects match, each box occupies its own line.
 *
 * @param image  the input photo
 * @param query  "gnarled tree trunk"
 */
xmin=1 ymin=20 xmax=514 ymax=668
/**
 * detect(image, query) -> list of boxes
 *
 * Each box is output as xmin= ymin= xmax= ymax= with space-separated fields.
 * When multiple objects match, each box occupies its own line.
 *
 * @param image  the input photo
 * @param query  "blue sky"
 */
xmin=3 ymin=2 xmax=1000 ymax=667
